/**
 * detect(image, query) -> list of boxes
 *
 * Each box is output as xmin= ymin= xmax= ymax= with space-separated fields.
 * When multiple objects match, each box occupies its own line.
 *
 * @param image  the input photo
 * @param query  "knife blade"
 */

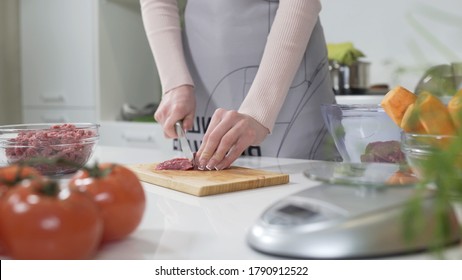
xmin=175 ymin=121 xmax=195 ymax=162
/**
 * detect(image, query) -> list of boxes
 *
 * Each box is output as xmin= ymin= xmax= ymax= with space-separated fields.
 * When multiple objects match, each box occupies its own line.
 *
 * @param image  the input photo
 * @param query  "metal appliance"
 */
xmin=330 ymin=61 xmax=370 ymax=95
xmin=247 ymin=183 xmax=460 ymax=259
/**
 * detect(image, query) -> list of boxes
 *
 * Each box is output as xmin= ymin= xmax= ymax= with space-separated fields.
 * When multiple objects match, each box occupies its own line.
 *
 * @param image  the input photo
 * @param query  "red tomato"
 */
xmin=0 ymin=178 xmax=103 ymax=259
xmin=0 ymin=165 xmax=42 ymax=196
xmin=69 ymin=163 xmax=146 ymax=242
xmin=0 ymin=165 xmax=42 ymax=256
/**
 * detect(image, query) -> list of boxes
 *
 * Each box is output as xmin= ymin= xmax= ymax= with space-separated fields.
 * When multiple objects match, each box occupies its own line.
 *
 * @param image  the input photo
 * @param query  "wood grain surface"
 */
xmin=127 ymin=163 xmax=290 ymax=196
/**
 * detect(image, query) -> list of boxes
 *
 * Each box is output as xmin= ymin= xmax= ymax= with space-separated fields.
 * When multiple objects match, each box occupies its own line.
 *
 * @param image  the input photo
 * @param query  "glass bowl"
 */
xmin=0 ymin=123 xmax=99 ymax=175
xmin=401 ymin=132 xmax=460 ymax=179
xmin=321 ymin=104 xmax=403 ymax=163
xmin=303 ymin=161 xmax=417 ymax=188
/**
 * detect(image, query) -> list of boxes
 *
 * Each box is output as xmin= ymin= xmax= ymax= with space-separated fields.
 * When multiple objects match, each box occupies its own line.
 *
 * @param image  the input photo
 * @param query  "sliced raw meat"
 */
xmin=155 ymin=157 xmax=194 ymax=171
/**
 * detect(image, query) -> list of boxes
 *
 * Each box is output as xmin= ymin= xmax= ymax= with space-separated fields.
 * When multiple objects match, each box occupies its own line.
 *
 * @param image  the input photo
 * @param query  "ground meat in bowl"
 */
xmin=3 ymin=124 xmax=98 ymax=175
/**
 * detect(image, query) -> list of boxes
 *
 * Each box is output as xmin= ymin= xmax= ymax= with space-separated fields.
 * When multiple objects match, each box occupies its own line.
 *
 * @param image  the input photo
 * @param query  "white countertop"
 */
xmin=335 ymin=95 xmax=384 ymax=105
xmin=86 ymin=146 xmax=461 ymax=260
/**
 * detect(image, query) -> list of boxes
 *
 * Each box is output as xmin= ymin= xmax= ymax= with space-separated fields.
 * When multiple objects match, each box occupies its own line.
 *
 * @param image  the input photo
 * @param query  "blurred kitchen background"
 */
xmin=0 ymin=0 xmax=461 ymax=127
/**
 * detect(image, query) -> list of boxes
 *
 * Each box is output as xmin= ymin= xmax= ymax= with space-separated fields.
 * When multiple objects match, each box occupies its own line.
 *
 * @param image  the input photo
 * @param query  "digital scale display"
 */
xmin=277 ymin=205 xmax=318 ymax=219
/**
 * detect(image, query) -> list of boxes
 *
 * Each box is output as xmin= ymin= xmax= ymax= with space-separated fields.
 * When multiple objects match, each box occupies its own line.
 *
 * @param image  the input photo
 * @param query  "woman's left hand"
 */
xmin=196 ymin=108 xmax=269 ymax=170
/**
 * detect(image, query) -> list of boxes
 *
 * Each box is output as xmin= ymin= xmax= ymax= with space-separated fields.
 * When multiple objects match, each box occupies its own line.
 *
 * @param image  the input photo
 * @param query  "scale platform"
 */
xmin=247 ymin=183 xmax=461 ymax=259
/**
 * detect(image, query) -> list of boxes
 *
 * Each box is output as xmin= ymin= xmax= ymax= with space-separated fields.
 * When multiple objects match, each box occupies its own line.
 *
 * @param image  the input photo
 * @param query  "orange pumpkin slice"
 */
xmin=386 ymin=170 xmax=419 ymax=185
xmin=400 ymin=103 xmax=426 ymax=133
xmin=380 ymin=86 xmax=417 ymax=127
xmin=414 ymin=91 xmax=456 ymax=135
xmin=447 ymin=89 xmax=462 ymax=130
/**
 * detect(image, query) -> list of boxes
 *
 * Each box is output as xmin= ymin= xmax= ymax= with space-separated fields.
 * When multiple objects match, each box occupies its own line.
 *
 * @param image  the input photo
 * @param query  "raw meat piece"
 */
xmin=360 ymin=140 xmax=405 ymax=164
xmin=155 ymin=157 xmax=194 ymax=171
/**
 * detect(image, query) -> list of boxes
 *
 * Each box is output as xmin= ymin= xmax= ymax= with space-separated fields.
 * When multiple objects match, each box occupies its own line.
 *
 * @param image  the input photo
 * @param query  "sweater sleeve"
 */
xmin=140 ymin=0 xmax=194 ymax=94
xmin=238 ymin=0 xmax=322 ymax=132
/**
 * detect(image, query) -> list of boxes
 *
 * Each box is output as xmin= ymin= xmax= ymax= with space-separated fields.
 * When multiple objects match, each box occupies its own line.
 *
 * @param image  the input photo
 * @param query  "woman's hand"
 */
xmin=154 ymin=85 xmax=195 ymax=138
xmin=196 ymin=108 xmax=269 ymax=170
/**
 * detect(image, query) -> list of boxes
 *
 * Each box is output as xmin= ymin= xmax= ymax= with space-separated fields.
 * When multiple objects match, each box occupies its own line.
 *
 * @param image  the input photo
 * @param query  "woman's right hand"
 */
xmin=154 ymin=85 xmax=196 ymax=138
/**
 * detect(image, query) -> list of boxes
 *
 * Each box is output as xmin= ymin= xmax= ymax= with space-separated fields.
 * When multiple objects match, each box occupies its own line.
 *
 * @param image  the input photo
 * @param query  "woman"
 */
xmin=140 ymin=0 xmax=338 ymax=170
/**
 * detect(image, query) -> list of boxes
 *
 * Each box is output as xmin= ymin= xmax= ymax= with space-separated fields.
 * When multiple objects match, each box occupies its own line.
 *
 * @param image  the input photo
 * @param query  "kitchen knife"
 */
xmin=175 ymin=121 xmax=195 ymax=162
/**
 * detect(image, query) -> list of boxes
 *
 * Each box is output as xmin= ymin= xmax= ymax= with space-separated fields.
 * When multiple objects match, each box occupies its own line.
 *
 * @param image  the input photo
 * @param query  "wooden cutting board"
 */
xmin=127 ymin=163 xmax=290 ymax=197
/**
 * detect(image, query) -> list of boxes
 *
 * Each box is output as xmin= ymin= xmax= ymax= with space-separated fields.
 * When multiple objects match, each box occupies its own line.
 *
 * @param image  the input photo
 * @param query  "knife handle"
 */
xmin=175 ymin=121 xmax=185 ymax=138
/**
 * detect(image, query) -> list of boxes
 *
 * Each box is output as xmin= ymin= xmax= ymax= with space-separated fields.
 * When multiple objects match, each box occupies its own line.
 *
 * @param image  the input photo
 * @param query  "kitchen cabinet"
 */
xmin=99 ymin=121 xmax=172 ymax=150
xmin=20 ymin=0 xmax=161 ymax=123
xmin=23 ymin=107 xmax=98 ymax=123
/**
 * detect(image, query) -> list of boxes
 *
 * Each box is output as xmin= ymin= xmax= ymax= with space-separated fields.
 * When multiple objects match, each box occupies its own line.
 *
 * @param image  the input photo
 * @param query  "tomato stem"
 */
xmin=15 ymin=164 xmax=25 ymax=182
xmin=37 ymin=181 xmax=60 ymax=197
xmin=83 ymin=162 xmax=113 ymax=178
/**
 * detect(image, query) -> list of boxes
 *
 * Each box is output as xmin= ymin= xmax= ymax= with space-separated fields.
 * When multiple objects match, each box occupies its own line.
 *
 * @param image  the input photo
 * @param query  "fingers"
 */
xmin=182 ymin=113 xmax=195 ymax=132
xmin=155 ymin=110 xmax=182 ymax=138
xmin=154 ymin=86 xmax=196 ymax=138
xmin=196 ymin=109 xmax=230 ymax=169
xmin=203 ymin=126 xmax=241 ymax=170
xmin=197 ymin=109 xmax=258 ymax=170
xmin=215 ymin=138 xmax=249 ymax=170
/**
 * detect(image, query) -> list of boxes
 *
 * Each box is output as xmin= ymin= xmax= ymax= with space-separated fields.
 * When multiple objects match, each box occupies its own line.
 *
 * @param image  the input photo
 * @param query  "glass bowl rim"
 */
xmin=401 ymin=132 xmax=456 ymax=138
xmin=0 ymin=122 xmax=100 ymax=132
xmin=0 ymin=123 xmax=100 ymax=148
xmin=0 ymin=138 xmax=99 ymax=148
xmin=321 ymin=103 xmax=384 ymax=112
xmin=401 ymin=132 xmax=459 ymax=155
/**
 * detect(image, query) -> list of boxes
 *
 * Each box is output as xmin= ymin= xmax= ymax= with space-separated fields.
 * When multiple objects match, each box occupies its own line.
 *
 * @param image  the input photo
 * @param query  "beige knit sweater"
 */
xmin=140 ymin=0 xmax=321 ymax=132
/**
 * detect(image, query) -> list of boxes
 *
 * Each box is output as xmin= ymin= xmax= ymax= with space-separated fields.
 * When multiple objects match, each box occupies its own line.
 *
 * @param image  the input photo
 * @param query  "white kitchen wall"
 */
xmin=321 ymin=0 xmax=462 ymax=91
xmin=0 ymin=0 xmax=21 ymax=125
xmin=99 ymin=0 xmax=161 ymax=120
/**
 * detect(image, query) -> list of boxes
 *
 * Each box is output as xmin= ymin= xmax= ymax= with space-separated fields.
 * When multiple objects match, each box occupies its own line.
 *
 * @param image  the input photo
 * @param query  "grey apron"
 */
xmin=179 ymin=0 xmax=338 ymax=160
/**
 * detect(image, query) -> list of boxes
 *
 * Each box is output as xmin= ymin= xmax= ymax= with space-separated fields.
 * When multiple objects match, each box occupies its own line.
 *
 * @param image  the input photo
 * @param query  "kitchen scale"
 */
xmin=247 ymin=162 xmax=461 ymax=259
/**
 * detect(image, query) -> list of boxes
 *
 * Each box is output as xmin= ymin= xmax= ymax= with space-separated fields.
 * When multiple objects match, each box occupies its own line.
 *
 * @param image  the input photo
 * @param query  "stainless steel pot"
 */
xmin=329 ymin=61 xmax=370 ymax=95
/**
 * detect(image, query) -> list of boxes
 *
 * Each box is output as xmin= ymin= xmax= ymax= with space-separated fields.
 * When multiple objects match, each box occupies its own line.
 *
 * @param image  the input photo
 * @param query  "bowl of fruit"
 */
xmin=381 ymin=86 xmax=462 ymax=180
